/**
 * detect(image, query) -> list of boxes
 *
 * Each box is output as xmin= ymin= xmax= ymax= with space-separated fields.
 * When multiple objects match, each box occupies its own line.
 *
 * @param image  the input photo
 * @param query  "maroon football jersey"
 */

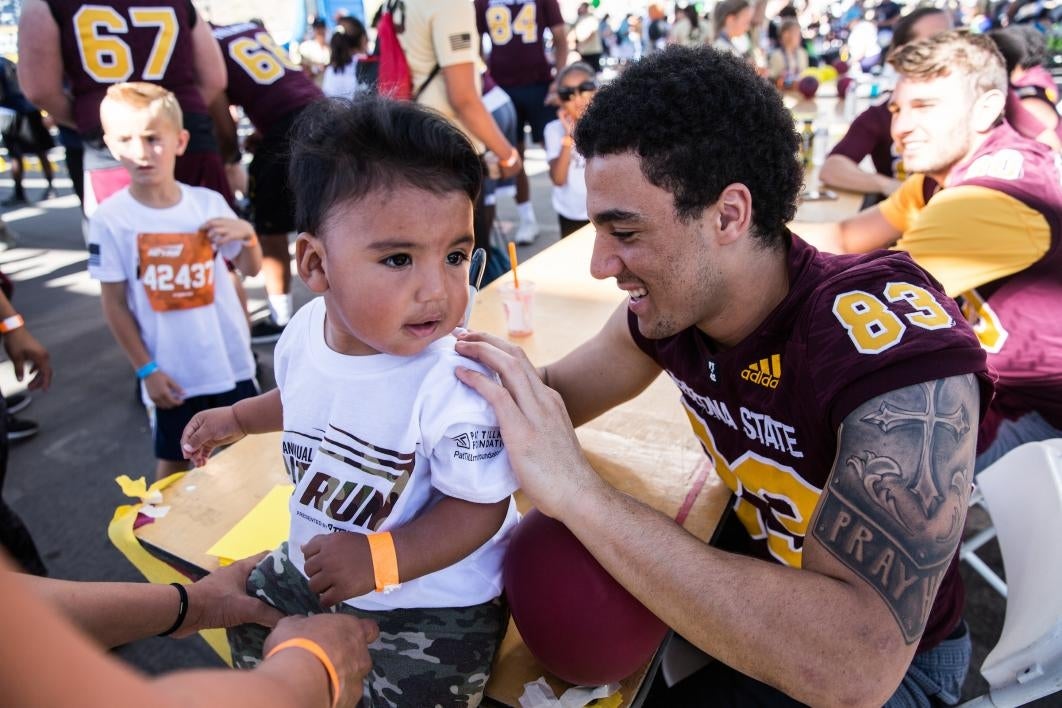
xmin=1013 ymin=65 xmax=1059 ymax=102
xmin=943 ymin=123 xmax=1062 ymax=438
xmin=829 ymin=99 xmax=897 ymax=178
xmin=475 ymin=0 xmax=564 ymax=87
xmin=46 ymin=0 xmax=205 ymax=137
xmin=629 ymin=235 xmax=990 ymax=650
xmin=212 ymin=22 xmax=322 ymax=136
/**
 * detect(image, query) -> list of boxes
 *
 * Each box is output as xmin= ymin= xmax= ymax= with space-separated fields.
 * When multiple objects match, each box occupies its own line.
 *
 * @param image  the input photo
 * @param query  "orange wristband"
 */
xmin=500 ymin=147 xmax=519 ymax=168
xmin=265 ymin=638 xmax=340 ymax=708
xmin=367 ymin=531 xmax=400 ymax=593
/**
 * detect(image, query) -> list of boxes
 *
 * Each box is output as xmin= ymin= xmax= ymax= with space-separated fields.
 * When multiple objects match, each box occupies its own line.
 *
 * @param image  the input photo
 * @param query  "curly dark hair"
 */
xmin=574 ymin=46 xmax=801 ymax=246
xmin=289 ymin=96 xmax=482 ymax=235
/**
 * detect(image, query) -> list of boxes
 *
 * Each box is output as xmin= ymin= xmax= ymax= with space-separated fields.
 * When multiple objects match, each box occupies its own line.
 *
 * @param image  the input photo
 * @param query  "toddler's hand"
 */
xmin=202 ymin=217 xmax=257 ymax=247
xmin=180 ymin=405 xmax=247 ymax=467
xmin=302 ymin=532 xmax=374 ymax=608
xmin=144 ymin=369 xmax=184 ymax=410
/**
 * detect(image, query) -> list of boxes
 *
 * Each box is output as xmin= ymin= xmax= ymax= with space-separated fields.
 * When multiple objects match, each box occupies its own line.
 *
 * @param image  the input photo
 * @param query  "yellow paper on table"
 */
xmin=206 ymin=484 xmax=293 ymax=565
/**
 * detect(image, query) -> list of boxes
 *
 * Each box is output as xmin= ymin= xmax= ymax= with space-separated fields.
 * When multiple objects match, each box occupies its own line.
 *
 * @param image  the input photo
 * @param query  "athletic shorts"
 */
xmin=500 ymin=81 xmax=554 ymax=144
xmin=151 ymin=378 xmax=258 ymax=461
xmin=248 ymin=108 xmax=305 ymax=235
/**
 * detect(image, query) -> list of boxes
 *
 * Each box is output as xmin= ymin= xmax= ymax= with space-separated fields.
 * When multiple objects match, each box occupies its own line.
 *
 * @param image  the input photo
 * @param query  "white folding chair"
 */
xmin=961 ymin=482 xmax=1008 ymax=596
xmin=960 ymin=439 xmax=1062 ymax=707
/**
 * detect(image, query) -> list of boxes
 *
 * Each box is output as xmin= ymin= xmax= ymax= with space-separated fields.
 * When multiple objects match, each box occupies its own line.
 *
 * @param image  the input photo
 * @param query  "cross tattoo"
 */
xmin=860 ymin=381 xmax=970 ymax=518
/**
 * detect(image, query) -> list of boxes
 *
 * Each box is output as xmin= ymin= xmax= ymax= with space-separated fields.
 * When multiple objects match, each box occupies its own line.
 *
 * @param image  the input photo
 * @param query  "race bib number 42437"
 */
xmin=137 ymin=231 xmax=215 ymax=312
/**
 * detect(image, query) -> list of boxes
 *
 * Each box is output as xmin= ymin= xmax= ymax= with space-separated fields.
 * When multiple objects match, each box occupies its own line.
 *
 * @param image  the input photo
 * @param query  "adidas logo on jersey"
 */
xmin=741 ymin=355 xmax=782 ymax=389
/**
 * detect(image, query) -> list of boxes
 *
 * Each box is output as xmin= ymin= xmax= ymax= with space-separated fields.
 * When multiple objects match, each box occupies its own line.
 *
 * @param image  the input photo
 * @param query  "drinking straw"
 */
xmin=508 ymin=241 xmax=520 ymax=289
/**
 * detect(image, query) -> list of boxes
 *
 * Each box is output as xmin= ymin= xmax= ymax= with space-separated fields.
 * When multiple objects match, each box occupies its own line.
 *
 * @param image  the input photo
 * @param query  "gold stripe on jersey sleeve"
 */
xmin=897 ymin=185 xmax=1051 ymax=297
xmin=879 ymin=174 xmax=928 ymax=233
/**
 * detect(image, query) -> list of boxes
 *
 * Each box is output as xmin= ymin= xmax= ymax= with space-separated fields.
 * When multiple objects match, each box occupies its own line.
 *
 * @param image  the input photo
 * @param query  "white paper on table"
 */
xmin=517 ymin=677 xmax=620 ymax=708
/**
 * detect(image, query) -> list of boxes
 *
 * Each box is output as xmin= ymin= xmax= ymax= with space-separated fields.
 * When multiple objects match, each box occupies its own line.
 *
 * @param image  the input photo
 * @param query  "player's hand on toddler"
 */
xmin=302 ymin=532 xmax=373 ymax=608
xmin=180 ymin=405 xmax=247 ymax=467
xmin=144 ymin=369 xmax=185 ymax=409
xmin=263 ymin=613 xmax=379 ymax=708
xmin=454 ymin=330 xmax=596 ymax=519
xmin=202 ymin=217 xmax=257 ymax=248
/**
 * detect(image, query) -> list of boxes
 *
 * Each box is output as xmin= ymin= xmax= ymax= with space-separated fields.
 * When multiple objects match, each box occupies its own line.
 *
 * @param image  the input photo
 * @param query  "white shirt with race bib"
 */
xmin=87 ymin=185 xmax=254 ymax=405
xmin=275 ymin=297 xmax=519 ymax=611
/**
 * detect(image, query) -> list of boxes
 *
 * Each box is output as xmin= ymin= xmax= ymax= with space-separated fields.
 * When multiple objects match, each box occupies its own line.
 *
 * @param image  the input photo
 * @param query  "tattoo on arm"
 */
xmin=812 ymin=375 xmax=979 ymax=643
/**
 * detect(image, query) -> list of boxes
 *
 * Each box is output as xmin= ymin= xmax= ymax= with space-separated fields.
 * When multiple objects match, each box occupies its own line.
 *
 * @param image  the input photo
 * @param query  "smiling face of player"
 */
xmin=298 ymin=184 xmax=474 ymax=357
xmin=585 ymin=151 xmax=732 ymax=341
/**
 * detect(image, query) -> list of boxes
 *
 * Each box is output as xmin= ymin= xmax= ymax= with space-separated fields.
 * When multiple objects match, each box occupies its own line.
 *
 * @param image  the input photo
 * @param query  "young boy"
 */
xmin=544 ymin=63 xmax=597 ymax=238
xmin=88 ymin=83 xmax=262 ymax=480
xmin=180 ymin=96 xmax=519 ymax=706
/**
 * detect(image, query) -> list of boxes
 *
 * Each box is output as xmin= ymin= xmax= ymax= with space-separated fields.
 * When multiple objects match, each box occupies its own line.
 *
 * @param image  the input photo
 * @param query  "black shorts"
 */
xmin=152 ymin=379 xmax=258 ymax=461
xmin=500 ymin=82 xmax=554 ymax=144
xmin=248 ymin=109 xmax=305 ymax=235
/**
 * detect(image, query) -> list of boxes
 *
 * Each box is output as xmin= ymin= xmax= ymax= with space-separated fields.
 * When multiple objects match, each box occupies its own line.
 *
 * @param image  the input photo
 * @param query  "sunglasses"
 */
xmin=558 ymin=80 xmax=597 ymax=102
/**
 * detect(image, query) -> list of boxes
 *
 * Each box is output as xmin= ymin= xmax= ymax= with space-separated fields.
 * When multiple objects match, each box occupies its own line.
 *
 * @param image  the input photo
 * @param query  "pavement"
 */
xmin=0 ymin=148 xmax=1055 ymax=706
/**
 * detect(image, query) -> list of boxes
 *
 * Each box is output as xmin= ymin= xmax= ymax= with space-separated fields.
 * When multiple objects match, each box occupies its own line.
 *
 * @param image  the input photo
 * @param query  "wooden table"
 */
xmin=133 ymin=190 xmax=862 ymax=706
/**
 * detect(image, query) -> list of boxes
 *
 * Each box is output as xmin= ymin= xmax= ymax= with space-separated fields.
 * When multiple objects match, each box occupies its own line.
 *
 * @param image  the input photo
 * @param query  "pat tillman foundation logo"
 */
xmin=741 ymin=354 xmax=782 ymax=389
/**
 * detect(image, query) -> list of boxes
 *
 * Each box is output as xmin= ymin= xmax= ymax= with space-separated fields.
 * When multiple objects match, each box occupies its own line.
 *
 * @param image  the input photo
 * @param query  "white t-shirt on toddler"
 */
xmin=275 ymin=297 xmax=520 ymax=611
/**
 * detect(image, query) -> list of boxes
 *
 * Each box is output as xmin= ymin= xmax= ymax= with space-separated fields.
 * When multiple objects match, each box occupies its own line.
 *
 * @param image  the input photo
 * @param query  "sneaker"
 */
xmin=6 ymin=415 xmax=39 ymax=442
xmin=513 ymin=218 xmax=539 ymax=245
xmin=250 ymin=318 xmax=285 ymax=344
xmin=4 ymin=392 xmax=31 ymax=415
xmin=1 ymin=194 xmax=28 ymax=208
xmin=40 ymin=186 xmax=59 ymax=200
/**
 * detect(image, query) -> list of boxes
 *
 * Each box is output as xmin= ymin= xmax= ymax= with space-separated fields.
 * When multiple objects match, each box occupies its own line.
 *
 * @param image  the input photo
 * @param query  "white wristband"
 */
xmin=0 ymin=314 xmax=24 ymax=333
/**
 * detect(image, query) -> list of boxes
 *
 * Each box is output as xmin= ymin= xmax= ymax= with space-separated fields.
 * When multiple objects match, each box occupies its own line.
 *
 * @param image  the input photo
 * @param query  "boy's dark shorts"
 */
xmin=501 ymin=81 xmax=554 ymax=144
xmin=153 ymin=379 xmax=258 ymax=461
xmin=248 ymin=108 xmax=305 ymax=236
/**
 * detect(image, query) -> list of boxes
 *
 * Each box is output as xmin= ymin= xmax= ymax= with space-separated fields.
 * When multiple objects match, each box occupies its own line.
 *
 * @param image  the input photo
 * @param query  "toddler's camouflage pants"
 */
xmin=228 ymin=542 xmax=507 ymax=707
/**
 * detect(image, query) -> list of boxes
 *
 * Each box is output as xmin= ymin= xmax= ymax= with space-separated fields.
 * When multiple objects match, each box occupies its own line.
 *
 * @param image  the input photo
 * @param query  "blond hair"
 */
xmin=101 ymin=82 xmax=184 ymax=131
xmin=888 ymin=30 xmax=1007 ymax=97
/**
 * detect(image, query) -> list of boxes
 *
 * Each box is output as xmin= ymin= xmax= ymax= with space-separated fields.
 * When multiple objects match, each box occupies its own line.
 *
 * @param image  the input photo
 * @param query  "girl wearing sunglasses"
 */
xmin=544 ymin=63 xmax=597 ymax=238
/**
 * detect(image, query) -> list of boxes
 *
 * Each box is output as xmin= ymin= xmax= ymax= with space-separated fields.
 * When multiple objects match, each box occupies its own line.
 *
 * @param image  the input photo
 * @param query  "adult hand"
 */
xmin=263 ymin=613 xmax=379 ymax=708
xmin=302 ymin=532 xmax=373 ymax=608
xmin=2 ymin=326 xmax=52 ymax=391
xmin=181 ymin=405 xmax=247 ymax=467
xmin=452 ymin=331 xmax=602 ymax=520
xmin=175 ymin=552 xmax=283 ymax=637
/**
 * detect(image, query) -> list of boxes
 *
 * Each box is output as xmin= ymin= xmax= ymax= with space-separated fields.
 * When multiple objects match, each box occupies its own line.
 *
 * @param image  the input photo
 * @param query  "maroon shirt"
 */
xmin=475 ymin=0 xmax=564 ymax=87
xmin=46 ymin=0 xmax=205 ymax=138
xmin=630 ymin=236 xmax=990 ymax=651
xmin=829 ymin=99 xmax=898 ymax=178
xmin=944 ymin=123 xmax=1062 ymax=440
xmin=1013 ymin=65 xmax=1059 ymax=101
xmin=212 ymin=22 xmax=322 ymax=136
